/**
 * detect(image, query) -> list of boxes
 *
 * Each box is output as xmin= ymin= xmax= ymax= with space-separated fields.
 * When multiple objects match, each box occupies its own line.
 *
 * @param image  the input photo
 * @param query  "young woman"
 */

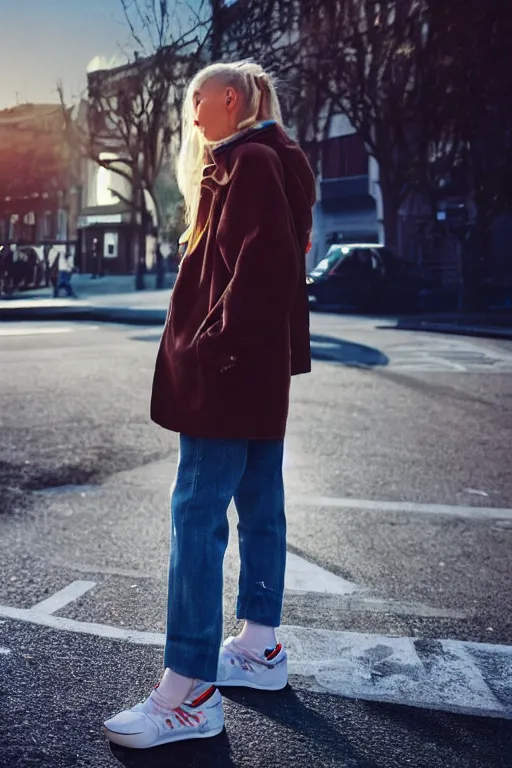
xmin=104 ymin=60 xmax=315 ymax=749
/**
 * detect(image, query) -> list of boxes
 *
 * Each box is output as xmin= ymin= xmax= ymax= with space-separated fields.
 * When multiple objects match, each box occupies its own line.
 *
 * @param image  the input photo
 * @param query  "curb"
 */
xmin=0 ymin=304 xmax=167 ymax=326
xmin=390 ymin=322 xmax=512 ymax=341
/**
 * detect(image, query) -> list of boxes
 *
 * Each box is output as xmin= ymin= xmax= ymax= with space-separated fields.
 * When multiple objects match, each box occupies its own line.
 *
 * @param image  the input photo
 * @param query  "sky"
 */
xmin=0 ymin=0 xmax=134 ymax=109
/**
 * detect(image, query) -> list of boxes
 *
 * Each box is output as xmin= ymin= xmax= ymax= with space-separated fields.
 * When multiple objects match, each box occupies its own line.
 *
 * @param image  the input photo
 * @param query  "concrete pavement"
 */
xmin=0 ymin=273 xmax=174 ymax=324
xmin=390 ymin=313 xmax=512 ymax=341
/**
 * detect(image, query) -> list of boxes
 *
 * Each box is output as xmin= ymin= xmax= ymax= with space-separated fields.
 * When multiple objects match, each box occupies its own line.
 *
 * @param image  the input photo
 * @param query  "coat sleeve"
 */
xmin=197 ymin=145 xmax=302 ymax=372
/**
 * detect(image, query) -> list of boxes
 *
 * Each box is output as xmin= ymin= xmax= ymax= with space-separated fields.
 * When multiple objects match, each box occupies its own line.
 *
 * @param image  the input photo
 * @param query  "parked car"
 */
xmin=0 ymin=244 xmax=46 ymax=296
xmin=306 ymin=243 xmax=426 ymax=313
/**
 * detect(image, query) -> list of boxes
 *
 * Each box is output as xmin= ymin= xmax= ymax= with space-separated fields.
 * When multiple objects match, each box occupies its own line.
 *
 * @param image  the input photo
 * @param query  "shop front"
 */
xmin=77 ymin=203 xmax=136 ymax=274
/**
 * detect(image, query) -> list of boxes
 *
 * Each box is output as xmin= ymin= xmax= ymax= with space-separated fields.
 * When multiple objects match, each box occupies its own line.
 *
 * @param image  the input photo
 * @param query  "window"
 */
xmin=43 ymin=211 xmax=53 ymax=238
xmin=8 ymin=214 xmax=19 ymax=240
xmin=57 ymin=210 xmax=68 ymax=241
xmin=311 ymin=245 xmax=351 ymax=276
xmin=322 ymin=134 xmax=368 ymax=179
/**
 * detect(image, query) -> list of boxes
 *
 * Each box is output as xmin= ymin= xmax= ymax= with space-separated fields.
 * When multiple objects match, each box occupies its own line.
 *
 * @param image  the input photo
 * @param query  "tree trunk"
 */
xmin=380 ymin=183 xmax=400 ymax=253
xmin=131 ymin=180 xmax=147 ymax=291
xmin=209 ymin=0 xmax=225 ymax=60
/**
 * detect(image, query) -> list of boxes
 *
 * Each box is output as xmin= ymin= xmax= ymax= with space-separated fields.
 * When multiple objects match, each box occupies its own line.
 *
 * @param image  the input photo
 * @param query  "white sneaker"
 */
xmin=103 ymin=682 xmax=224 ymax=749
xmin=214 ymin=637 xmax=288 ymax=691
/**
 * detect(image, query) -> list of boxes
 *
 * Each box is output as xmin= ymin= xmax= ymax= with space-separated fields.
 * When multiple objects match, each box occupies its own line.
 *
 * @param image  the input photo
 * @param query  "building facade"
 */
xmin=76 ymin=58 xmax=166 ymax=274
xmin=76 ymin=147 xmax=138 ymax=274
xmin=0 ymin=104 xmax=82 ymax=252
xmin=308 ymin=114 xmax=382 ymax=271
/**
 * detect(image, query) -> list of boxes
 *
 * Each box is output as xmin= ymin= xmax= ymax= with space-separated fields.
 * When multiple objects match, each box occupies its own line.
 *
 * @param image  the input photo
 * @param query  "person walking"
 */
xmin=53 ymin=250 xmax=76 ymax=298
xmin=103 ymin=60 xmax=316 ymax=750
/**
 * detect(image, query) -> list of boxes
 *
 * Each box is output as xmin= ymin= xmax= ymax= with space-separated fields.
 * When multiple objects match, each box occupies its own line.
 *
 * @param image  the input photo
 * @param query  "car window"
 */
xmin=311 ymin=246 xmax=345 ymax=275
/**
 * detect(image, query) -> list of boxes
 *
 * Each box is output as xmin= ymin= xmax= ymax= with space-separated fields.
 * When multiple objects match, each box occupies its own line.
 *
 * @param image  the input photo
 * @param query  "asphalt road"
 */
xmin=1 ymin=316 xmax=512 ymax=767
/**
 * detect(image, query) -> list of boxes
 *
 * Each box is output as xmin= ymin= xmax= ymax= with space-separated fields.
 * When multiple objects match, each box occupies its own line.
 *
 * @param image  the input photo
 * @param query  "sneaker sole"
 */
xmin=103 ymin=724 xmax=224 ymax=749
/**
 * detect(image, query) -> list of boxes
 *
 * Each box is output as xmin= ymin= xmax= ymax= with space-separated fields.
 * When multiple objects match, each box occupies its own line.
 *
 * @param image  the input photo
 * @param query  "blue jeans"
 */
xmin=164 ymin=435 xmax=286 ymax=681
xmin=54 ymin=271 xmax=75 ymax=298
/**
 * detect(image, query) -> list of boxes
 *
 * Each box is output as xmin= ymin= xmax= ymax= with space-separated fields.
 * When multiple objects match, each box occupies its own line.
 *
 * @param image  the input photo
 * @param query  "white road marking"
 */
xmin=284 ymin=625 xmax=512 ymax=718
xmin=2 ymin=299 xmax=89 ymax=309
xmin=387 ymin=337 xmax=512 ymax=373
xmin=0 ymin=326 xmax=73 ymax=337
xmin=287 ymin=494 xmax=512 ymax=522
xmin=0 ymin=325 xmax=99 ymax=337
xmin=333 ymin=596 xmax=467 ymax=620
xmin=43 ymin=559 xmax=155 ymax=580
xmin=33 ymin=557 xmax=463 ymax=620
xmin=30 ymin=581 xmax=97 ymax=614
xmin=0 ymin=600 xmax=509 ymax=718
xmin=285 ymin=552 xmax=360 ymax=595
xmin=0 ymin=647 xmax=11 ymax=655
xmin=0 ymin=602 xmax=164 ymax=645
xmin=125 ymin=471 xmax=511 ymax=522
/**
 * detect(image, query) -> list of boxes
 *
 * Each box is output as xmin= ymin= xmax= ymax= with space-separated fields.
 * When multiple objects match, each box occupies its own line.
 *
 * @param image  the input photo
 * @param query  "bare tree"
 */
xmin=440 ymin=0 xmax=512 ymax=235
xmin=211 ymin=0 xmax=481 ymax=253
xmin=60 ymin=0 xmax=211 ymax=285
xmin=206 ymin=0 xmax=335 ymax=172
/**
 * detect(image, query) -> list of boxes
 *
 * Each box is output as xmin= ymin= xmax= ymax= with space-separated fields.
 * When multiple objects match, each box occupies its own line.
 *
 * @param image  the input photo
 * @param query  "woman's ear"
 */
xmin=225 ymin=87 xmax=236 ymax=111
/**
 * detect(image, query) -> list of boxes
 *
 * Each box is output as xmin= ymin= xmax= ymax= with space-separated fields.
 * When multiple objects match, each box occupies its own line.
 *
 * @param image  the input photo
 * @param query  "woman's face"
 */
xmin=193 ymin=78 xmax=239 ymax=143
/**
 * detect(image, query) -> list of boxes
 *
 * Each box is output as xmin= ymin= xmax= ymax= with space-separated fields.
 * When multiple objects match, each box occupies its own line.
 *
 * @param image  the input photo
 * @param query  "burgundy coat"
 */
xmin=151 ymin=122 xmax=316 ymax=440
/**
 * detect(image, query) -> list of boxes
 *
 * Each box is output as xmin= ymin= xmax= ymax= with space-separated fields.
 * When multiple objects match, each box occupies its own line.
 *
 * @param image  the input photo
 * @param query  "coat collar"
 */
xmin=201 ymin=120 xmax=278 ymax=186
xmin=212 ymin=120 xmax=277 ymax=158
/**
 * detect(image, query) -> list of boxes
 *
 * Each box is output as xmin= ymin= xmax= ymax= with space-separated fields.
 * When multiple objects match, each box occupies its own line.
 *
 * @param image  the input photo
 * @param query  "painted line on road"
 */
xmin=33 ymin=558 xmax=465 ymax=620
xmin=30 ymin=581 xmax=97 ymax=615
xmin=332 ymin=596 xmax=467 ymax=620
xmin=287 ymin=494 xmax=512 ymax=522
xmin=284 ymin=625 xmax=512 ymax=719
xmin=136 ymin=472 xmax=511 ymax=522
xmin=0 ymin=600 xmax=509 ymax=718
xmin=42 ymin=558 xmax=156 ymax=580
xmin=0 ymin=325 xmax=100 ymax=337
xmin=285 ymin=552 xmax=360 ymax=595
xmin=286 ymin=552 xmax=464 ymax=616
xmin=0 ymin=647 xmax=11 ymax=655
xmin=0 ymin=326 xmax=73 ymax=337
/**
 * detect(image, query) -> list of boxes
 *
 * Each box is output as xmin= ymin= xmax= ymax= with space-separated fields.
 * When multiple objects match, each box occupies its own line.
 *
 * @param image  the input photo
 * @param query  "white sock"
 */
xmin=151 ymin=667 xmax=196 ymax=710
xmin=236 ymin=620 xmax=277 ymax=656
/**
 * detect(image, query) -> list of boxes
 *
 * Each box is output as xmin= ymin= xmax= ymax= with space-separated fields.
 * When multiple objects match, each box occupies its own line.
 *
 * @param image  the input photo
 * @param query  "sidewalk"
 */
xmin=0 ymin=273 xmax=176 ymax=325
xmin=390 ymin=312 xmax=512 ymax=341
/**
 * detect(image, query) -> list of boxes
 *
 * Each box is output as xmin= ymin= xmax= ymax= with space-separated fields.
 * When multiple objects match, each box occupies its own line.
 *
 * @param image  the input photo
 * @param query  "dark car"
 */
xmin=0 ymin=244 xmax=46 ymax=296
xmin=306 ymin=243 xmax=425 ymax=313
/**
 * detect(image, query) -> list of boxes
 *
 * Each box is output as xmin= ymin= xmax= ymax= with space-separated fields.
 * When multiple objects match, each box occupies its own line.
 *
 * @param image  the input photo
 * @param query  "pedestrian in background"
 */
xmin=103 ymin=59 xmax=315 ymax=749
xmin=53 ymin=250 xmax=76 ymax=298
xmin=43 ymin=243 xmax=51 ymax=287
xmin=90 ymin=237 xmax=99 ymax=279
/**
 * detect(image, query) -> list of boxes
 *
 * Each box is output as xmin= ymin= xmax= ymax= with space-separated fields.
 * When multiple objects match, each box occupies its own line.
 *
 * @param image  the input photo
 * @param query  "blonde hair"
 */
xmin=176 ymin=60 xmax=283 ymax=240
